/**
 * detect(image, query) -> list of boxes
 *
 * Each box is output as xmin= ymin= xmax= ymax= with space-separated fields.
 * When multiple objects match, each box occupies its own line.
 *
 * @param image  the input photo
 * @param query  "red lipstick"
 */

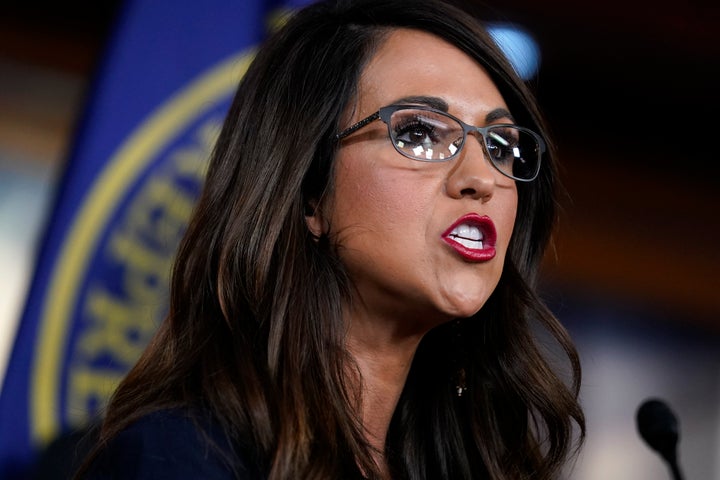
xmin=441 ymin=214 xmax=497 ymax=262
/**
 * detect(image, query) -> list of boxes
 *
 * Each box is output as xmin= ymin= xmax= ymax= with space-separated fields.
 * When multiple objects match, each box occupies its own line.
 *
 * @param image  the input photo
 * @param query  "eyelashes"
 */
xmin=392 ymin=116 xmax=441 ymax=146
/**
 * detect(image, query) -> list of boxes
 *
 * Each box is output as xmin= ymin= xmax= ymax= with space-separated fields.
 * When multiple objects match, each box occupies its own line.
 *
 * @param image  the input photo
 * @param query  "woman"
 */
xmin=80 ymin=0 xmax=584 ymax=478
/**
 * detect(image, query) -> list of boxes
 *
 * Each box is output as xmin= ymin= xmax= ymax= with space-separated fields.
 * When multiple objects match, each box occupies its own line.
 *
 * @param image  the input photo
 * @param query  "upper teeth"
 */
xmin=451 ymin=224 xmax=483 ymax=241
xmin=450 ymin=224 xmax=484 ymax=250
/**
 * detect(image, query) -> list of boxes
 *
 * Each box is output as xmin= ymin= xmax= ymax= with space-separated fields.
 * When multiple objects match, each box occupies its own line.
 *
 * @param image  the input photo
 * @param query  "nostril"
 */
xmin=460 ymin=188 xmax=477 ymax=196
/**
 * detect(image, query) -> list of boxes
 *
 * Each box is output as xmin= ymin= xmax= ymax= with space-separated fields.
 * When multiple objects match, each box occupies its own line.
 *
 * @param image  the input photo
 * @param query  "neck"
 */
xmin=348 ymin=337 xmax=417 ymax=445
xmin=344 ymin=307 xmax=430 ymax=476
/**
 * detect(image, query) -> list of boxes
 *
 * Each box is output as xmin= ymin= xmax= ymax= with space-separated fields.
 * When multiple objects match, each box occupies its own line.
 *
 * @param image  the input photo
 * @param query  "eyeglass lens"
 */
xmin=387 ymin=108 xmax=540 ymax=181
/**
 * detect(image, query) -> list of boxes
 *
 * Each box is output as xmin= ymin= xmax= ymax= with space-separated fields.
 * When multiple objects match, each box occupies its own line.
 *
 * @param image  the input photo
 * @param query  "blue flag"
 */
xmin=0 ymin=1 xmax=312 ymax=477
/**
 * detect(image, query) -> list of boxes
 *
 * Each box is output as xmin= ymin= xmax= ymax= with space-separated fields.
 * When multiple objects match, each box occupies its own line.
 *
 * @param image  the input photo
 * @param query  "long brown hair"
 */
xmin=84 ymin=1 xmax=584 ymax=478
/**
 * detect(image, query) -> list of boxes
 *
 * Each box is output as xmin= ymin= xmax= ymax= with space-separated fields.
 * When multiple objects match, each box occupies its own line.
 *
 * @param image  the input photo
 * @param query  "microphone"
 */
xmin=636 ymin=398 xmax=685 ymax=480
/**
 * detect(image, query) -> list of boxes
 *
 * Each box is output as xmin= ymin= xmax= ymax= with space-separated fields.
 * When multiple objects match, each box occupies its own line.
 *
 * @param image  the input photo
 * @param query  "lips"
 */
xmin=441 ymin=213 xmax=497 ymax=262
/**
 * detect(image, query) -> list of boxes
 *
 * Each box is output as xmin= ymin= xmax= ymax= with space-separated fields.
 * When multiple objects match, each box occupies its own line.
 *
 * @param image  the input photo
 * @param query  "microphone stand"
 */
xmin=661 ymin=443 xmax=684 ymax=480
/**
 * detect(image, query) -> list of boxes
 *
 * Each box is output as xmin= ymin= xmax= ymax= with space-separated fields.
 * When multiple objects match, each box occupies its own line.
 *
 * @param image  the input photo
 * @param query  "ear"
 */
xmin=304 ymin=201 xmax=327 ymax=238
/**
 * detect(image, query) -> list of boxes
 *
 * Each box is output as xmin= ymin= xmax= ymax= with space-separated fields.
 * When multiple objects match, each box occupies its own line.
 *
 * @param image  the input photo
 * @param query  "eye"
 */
xmin=387 ymin=109 xmax=463 ymax=161
xmin=393 ymin=116 xmax=440 ymax=148
xmin=485 ymin=128 xmax=520 ymax=164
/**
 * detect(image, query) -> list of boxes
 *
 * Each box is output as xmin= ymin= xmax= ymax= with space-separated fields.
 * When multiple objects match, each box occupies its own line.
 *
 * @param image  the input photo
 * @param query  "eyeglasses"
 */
xmin=336 ymin=104 xmax=545 ymax=182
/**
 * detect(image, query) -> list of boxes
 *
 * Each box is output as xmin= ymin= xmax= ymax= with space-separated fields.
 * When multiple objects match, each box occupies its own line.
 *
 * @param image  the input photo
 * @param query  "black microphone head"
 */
xmin=636 ymin=398 xmax=680 ymax=463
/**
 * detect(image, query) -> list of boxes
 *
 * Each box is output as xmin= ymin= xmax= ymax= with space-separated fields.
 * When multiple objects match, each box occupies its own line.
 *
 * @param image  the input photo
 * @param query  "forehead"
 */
xmin=355 ymin=28 xmax=507 ymax=120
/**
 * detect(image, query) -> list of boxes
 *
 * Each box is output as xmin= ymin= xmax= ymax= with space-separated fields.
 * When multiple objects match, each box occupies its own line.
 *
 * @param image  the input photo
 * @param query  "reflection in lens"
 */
xmin=488 ymin=131 xmax=509 ymax=146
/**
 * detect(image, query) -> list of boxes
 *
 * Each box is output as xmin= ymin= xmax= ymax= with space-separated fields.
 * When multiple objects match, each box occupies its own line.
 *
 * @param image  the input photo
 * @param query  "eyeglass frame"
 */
xmin=335 ymin=104 xmax=546 ymax=182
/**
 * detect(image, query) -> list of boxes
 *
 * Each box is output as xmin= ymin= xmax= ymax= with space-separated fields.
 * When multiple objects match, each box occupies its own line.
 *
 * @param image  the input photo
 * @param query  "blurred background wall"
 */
xmin=1 ymin=1 xmax=718 ymax=478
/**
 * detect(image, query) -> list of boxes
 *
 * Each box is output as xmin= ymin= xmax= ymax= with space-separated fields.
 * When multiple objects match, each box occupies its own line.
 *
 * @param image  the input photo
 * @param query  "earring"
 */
xmin=455 ymin=368 xmax=467 ymax=397
xmin=451 ymin=319 xmax=467 ymax=397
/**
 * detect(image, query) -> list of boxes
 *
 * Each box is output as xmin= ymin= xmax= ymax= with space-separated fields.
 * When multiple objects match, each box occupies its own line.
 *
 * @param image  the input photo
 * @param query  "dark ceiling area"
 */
xmin=1 ymin=1 xmax=719 ymax=324
xmin=464 ymin=0 xmax=719 ymax=180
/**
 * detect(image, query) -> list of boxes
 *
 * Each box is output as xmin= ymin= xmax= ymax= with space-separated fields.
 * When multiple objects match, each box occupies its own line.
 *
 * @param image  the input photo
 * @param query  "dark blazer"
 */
xmin=83 ymin=410 xmax=260 ymax=479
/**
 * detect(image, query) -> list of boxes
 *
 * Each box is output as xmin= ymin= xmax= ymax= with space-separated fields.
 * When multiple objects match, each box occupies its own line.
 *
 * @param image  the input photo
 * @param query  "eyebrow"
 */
xmin=485 ymin=108 xmax=515 ymax=124
xmin=390 ymin=95 xmax=449 ymax=112
xmin=389 ymin=96 xmax=516 ymax=124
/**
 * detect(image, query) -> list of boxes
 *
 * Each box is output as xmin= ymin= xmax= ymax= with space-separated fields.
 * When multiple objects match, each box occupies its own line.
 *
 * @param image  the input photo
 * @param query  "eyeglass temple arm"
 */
xmin=335 ymin=112 xmax=381 ymax=140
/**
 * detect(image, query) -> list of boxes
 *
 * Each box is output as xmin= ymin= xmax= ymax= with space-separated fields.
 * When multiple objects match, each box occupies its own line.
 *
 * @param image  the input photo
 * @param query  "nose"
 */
xmin=445 ymin=136 xmax=498 ymax=202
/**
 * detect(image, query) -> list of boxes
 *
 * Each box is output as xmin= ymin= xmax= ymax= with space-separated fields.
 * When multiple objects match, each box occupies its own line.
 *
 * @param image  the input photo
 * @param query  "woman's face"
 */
xmin=311 ymin=29 xmax=518 ymax=330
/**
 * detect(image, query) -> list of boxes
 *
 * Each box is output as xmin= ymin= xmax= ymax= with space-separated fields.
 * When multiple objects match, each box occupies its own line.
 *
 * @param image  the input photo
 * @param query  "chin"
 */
xmin=437 ymin=294 xmax=489 ymax=320
xmin=448 ymin=306 xmax=484 ymax=320
xmin=433 ymin=274 xmax=500 ymax=319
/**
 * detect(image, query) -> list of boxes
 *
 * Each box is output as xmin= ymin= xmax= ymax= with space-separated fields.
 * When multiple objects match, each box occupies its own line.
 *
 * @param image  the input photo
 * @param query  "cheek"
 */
xmin=332 ymin=158 xmax=432 ymax=232
xmin=499 ymin=189 xmax=519 ymax=252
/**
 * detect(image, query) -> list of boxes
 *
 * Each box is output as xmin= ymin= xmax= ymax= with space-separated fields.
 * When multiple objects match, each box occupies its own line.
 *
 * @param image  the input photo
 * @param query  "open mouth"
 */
xmin=448 ymin=224 xmax=485 ymax=250
xmin=441 ymin=214 xmax=497 ymax=262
